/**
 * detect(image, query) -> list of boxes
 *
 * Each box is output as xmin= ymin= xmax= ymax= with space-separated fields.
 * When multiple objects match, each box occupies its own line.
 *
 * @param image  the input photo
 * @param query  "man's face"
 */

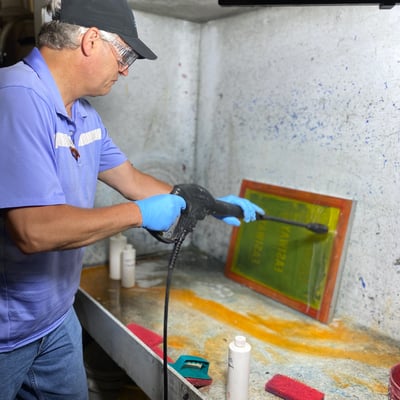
xmin=82 ymin=31 xmax=131 ymax=97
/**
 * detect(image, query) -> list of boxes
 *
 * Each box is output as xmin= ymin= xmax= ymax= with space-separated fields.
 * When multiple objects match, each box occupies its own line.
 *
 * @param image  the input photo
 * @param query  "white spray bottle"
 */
xmin=226 ymin=335 xmax=251 ymax=400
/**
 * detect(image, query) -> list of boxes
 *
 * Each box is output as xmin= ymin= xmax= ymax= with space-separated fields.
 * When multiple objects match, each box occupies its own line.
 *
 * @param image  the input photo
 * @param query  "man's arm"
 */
xmin=5 ymin=202 xmax=141 ymax=254
xmin=98 ymin=160 xmax=173 ymax=200
xmin=6 ymin=161 xmax=177 ymax=254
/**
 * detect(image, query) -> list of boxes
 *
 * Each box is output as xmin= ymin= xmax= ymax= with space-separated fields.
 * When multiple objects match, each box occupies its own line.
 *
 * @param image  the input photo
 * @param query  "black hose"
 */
xmin=163 ymin=232 xmax=187 ymax=400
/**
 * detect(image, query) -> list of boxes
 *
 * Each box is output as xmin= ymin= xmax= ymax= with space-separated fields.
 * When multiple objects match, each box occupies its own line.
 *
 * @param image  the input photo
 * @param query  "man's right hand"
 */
xmin=135 ymin=194 xmax=186 ymax=231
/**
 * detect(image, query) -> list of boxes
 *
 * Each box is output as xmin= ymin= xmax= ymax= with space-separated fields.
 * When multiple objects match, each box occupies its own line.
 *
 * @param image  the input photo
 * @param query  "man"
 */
xmin=0 ymin=0 xmax=263 ymax=398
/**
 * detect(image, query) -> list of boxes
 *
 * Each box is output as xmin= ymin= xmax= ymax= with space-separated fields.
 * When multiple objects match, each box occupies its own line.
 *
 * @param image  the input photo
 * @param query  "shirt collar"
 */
xmin=23 ymin=48 xmax=87 ymax=120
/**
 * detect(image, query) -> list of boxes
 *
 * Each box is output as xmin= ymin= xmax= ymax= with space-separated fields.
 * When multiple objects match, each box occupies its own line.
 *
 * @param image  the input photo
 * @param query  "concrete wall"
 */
xmin=84 ymin=6 xmax=400 ymax=341
xmin=194 ymin=6 xmax=400 ymax=341
xmin=83 ymin=12 xmax=200 ymax=263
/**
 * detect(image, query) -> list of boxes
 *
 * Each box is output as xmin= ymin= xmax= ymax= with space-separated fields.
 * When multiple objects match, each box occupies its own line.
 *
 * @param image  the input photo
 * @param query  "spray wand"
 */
xmin=149 ymin=183 xmax=328 ymax=244
xmin=210 ymin=197 xmax=328 ymax=234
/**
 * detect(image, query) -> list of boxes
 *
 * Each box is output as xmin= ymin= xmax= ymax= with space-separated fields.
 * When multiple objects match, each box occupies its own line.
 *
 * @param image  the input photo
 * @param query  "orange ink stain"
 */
xmin=330 ymin=373 xmax=388 ymax=394
xmin=169 ymin=288 xmax=399 ymax=369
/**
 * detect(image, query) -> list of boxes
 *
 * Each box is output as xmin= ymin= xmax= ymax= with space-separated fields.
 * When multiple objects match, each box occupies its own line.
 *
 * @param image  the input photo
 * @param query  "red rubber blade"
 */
xmin=265 ymin=374 xmax=324 ymax=400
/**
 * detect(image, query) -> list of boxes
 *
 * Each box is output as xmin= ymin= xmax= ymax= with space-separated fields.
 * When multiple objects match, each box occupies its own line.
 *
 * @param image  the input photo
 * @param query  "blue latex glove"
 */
xmin=217 ymin=195 xmax=265 ymax=226
xmin=135 ymin=194 xmax=186 ymax=231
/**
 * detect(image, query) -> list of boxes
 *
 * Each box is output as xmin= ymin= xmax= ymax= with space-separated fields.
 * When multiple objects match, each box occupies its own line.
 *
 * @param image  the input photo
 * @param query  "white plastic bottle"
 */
xmin=226 ymin=335 xmax=251 ymax=400
xmin=109 ymin=233 xmax=127 ymax=280
xmin=121 ymin=244 xmax=136 ymax=288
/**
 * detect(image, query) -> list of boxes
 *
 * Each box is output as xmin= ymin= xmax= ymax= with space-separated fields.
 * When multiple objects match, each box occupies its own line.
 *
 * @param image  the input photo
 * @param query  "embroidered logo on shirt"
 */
xmin=78 ymin=129 xmax=101 ymax=147
xmin=55 ymin=132 xmax=74 ymax=149
xmin=55 ymin=129 xmax=101 ymax=161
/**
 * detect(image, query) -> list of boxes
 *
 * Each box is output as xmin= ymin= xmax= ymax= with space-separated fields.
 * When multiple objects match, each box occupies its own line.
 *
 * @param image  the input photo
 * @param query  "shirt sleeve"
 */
xmin=0 ymin=86 xmax=66 ymax=209
xmin=99 ymin=126 xmax=128 ymax=173
xmin=77 ymin=98 xmax=127 ymax=173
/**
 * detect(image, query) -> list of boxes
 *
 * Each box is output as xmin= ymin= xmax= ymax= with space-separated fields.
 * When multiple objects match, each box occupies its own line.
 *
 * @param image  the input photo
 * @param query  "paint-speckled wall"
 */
xmin=194 ymin=6 xmax=400 ymax=341
xmin=83 ymin=12 xmax=200 ymax=263
xmin=84 ymin=6 xmax=400 ymax=342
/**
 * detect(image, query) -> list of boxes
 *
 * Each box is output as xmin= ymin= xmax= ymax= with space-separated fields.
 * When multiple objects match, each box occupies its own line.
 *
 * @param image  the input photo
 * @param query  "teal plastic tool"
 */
xmin=170 ymin=355 xmax=213 ymax=388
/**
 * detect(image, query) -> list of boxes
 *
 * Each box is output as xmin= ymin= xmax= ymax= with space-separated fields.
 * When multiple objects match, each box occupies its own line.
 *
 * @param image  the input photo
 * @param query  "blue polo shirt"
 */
xmin=0 ymin=48 xmax=127 ymax=351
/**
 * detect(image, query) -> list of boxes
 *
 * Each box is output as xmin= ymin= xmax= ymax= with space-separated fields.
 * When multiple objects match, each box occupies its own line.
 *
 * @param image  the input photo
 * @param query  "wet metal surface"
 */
xmin=79 ymin=247 xmax=400 ymax=399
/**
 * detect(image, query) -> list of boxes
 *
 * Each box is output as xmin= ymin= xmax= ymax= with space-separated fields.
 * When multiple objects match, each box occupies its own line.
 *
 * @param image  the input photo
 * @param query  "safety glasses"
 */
xmin=106 ymin=37 xmax=139 ymax=71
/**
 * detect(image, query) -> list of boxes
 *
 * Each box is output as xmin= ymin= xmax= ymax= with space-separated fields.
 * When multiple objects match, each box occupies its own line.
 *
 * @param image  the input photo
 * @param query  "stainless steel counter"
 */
xmin=75 ymin=246 xmax=400 ymax=400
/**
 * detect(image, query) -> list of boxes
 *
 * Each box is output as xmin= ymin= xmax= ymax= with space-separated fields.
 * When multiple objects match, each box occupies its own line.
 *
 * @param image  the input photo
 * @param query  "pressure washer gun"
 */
xmin=148 ymin=183 xmax=328 ymax=244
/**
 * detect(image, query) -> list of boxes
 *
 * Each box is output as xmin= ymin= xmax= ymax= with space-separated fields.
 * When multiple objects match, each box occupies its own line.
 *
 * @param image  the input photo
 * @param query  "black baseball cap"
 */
xmin=58 ymin=0 xmax=157 ymax=60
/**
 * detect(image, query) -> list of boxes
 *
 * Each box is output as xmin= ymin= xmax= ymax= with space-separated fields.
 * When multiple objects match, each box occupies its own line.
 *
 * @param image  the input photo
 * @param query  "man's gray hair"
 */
xmin=38 ymin=0 xmax=87 ymax=49
xmin=38 ymin=0 xmax=119 ymax=50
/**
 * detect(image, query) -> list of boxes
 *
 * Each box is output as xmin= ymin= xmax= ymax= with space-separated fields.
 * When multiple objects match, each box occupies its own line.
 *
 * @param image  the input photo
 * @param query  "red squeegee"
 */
xmin=265 ymin=374 xmax=325 ymax=400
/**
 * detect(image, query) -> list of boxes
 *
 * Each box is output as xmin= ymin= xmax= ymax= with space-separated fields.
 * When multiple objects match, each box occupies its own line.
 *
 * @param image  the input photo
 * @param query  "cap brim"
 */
xmin=121 ymin=35 xmax=157 ymax=60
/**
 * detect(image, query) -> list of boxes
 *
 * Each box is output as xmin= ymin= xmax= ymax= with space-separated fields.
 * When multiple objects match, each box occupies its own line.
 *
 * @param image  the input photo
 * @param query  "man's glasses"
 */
xmin=106 ymin=37 xmax=139 ymax=71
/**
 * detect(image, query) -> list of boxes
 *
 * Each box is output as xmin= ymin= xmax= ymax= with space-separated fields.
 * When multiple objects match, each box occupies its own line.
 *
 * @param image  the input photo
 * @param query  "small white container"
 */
xmin=226 ymin=335 xmax=251 ymax=400
xmin=121 ymin=244 xmax=136 ymax=288
xmin=109 ymin=233 xmax=127 ymax=280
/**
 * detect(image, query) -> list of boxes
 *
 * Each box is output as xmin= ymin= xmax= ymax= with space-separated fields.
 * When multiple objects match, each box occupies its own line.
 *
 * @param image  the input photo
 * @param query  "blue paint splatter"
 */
xmin=359 ymin=277 xmax=366 ymax=289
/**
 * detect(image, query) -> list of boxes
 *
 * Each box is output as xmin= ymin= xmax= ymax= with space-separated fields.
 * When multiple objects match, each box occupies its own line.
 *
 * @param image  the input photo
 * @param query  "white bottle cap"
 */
xmin=235 ymin=335 xmax=247 ymax=347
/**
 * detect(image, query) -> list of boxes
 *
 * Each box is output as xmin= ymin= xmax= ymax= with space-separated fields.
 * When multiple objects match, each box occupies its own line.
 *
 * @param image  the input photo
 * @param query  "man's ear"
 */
xmin=81 ymin=27 xmax=101 ymax=56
